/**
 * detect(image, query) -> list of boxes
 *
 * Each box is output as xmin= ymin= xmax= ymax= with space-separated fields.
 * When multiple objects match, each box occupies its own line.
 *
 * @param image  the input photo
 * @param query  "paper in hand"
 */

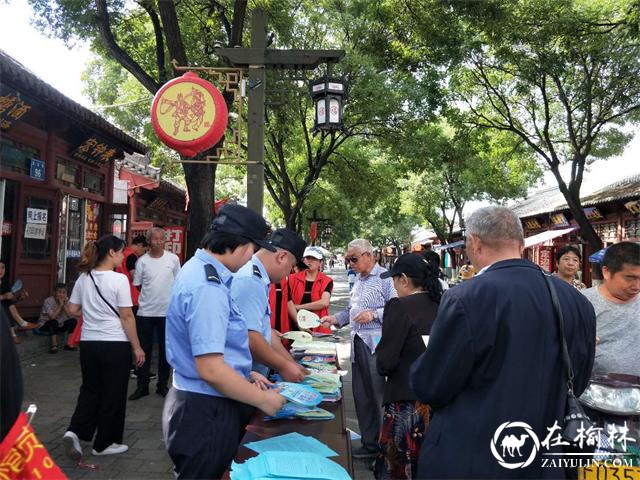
xmin=297 ymin=309 xmax=320 ymax=329
xmin=281 ymin=331 xmax=312 ymax=343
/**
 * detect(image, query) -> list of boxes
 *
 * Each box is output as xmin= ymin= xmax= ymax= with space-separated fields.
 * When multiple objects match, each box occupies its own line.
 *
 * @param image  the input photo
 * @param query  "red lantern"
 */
xmin=151 ymin=72 xmax=228 ymax=157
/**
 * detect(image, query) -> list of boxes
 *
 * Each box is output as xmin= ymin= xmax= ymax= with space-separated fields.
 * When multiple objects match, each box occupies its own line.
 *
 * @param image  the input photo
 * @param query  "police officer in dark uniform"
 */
xmin=162 ymin=204 xmax=286 ymax=479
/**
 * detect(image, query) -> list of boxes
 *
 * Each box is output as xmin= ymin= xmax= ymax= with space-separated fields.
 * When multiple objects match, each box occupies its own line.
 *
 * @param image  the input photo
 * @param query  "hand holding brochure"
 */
xmin=276 ymin=382 xmax=323 ymax=407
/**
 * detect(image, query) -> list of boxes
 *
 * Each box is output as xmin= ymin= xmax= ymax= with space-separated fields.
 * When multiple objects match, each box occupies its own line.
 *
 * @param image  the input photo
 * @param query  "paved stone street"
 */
xmin=15 ymin=266 xmax=374 ymax=479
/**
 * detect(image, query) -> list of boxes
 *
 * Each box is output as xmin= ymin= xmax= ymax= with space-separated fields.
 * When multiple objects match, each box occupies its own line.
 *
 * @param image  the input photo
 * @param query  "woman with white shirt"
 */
xmin=62 ymin=235 xmax=145 ymax=460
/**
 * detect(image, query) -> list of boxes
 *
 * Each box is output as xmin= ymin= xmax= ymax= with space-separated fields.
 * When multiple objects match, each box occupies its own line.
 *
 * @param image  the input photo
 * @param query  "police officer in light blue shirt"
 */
xmin=231 ymin=229 xmax=309 ymax=382
xmin=162 ymin=204 xmax=286 ymax=480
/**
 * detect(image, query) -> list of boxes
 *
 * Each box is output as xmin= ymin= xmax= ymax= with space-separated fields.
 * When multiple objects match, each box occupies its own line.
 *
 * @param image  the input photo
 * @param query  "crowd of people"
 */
xmin=1 ymin=204 xmax=638 ymax=479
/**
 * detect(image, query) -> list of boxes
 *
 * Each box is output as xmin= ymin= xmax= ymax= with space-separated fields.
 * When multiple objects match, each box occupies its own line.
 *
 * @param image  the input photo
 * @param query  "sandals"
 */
xmin=49 ymin=345 xmax=58 ymax=354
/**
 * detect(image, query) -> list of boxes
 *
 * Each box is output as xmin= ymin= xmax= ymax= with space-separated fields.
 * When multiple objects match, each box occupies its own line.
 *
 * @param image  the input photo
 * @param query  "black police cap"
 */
xmin=268 ymin=228 xmax=307 ymax=268
xmin=210 ymin=204 xmax=275 ymax=252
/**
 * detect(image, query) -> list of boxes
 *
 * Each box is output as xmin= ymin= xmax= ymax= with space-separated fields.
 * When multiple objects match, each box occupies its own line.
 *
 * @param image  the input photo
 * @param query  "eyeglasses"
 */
xmin=345 ymin=255 xmax=362 ymax=264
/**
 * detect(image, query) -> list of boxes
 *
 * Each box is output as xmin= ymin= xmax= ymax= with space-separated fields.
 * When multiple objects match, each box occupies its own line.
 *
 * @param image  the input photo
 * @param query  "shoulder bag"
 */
xmin=88 ymin=272 xmax=120 ymax=318
xmin=541 ymin=270 xmax=595 ymax=443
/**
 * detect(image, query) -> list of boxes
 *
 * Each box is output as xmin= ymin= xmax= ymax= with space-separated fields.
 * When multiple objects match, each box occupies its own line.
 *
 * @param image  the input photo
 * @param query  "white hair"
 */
xmin=348 ymin=238 xmax=373 ymax=254
xmin=466 ymin=206 xmax=524 ymax=247
xmin=146 ymin=226 xmax=165 ymax=241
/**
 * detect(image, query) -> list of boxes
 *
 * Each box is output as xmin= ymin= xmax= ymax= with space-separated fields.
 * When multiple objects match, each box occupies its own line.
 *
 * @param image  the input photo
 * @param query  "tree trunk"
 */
xmin=183 ymin=162 xmax=216 ymax=259
xmin=562 ymin=188 xmax=603 ymax=252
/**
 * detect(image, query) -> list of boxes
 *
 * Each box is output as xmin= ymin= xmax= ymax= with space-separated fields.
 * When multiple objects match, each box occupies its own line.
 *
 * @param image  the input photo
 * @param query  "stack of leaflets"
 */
xmin=303 ymin=373 xmax=342 ymax=403
xmin=264 ymin=402 xmax=335 ymax=421
xmin=244 ymin=432 xmax=337 ymax=457
xmin=231 ymin=451 xmax=351 ymax=480
xmin=276 ymin=382 xmax=323 ymax=407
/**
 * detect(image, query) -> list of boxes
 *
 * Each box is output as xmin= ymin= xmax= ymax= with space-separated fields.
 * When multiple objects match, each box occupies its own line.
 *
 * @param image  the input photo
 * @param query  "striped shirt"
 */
xmin=336 ymin=263 xmax=397 ymax=355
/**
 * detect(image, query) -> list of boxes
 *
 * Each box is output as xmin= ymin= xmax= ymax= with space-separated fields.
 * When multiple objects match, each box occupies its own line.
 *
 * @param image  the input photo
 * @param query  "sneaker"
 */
xmin=130 ymin=371 xmax=157 ymax=380
xmin=128 ymin=386 xmax=149 ymax=401
xmin=16 ymin=322 xmax=38 ymax=331
xmin=62 ymin=431 xmax=82 ymax=461
xmin=92 ymin=443 xmax=128 ymax=456
xmin=351 ymin=445 xmax=377 ymax=459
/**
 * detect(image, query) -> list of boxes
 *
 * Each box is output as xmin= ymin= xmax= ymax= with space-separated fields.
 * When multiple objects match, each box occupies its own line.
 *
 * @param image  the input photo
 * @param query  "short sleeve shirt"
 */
xmin=231 ymin=255 xmax=271 ymax=376
xmin=166 ymin=249 xmax=252 ymax=397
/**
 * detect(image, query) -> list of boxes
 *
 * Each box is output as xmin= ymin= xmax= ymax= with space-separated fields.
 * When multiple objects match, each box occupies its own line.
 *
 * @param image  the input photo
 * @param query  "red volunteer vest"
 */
xmin=269 ymin=279 xmax=291 ymax=333
xmin=115 ymin=246 xmax=139 ymax=306
xmin=288 ymin=271 xmax=332 ymax=333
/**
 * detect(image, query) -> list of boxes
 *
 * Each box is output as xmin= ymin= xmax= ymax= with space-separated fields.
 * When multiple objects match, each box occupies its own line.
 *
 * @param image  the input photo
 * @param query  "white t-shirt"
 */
xmin=69 ymin=270 xmax=132 ymax=342
xmin=133 ymin=251 xmax=181 ymax=317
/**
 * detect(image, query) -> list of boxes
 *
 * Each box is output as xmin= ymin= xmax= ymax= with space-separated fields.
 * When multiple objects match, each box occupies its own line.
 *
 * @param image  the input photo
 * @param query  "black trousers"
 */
xmin=162 ymin=388 xmax=253 ymax=479
xmin=353 ymin=334 xmax=386 ymax=451
xmin=136 ymin=316 xmax=170 ymax=389
xmin=68 ymin=341 xmax=131 ymax=452
xmin=41 ymin=318 xmax=77 ymax=335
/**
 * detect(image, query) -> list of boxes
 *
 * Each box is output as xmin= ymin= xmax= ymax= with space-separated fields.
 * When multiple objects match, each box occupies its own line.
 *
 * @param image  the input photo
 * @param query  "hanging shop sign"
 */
xmin=84 ymin=201 xmax=100 ymax=242
xmin=2 ymin=221 xmax=13 ymax=236
xmin=583 ymin=207 xmax=604 ymax=221
xmin=524 ymin=218 xmax=542 ymax=230
xmin=151 ymin=72 xmax=228 ymax=157
xmin=0 ymin=92 xmax=32 ymax=131
xmin=164 ymin=226 xmax=185 ymax=263
xmin=624 ymin=200 xmax=640 ymax=216
xmin=71 ymin=137 xmax=119 ymax=166
xmin=550 ymin=213 xmax=570 ymax=227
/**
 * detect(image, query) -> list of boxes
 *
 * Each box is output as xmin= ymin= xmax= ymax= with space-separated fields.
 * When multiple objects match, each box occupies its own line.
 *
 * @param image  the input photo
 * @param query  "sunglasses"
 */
xmin=346 ymin=253 xmax=369 ymax=264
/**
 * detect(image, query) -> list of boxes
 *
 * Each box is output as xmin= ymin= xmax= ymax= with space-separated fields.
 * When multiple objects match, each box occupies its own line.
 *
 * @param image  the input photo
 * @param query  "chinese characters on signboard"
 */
xmin=550 ymin=213 xmax=570 ymax=227
xmin=26 ymin=208 xmax=47 ymax=224
xmin=0 ymin=93 xmax=32 ymax=130
xmin=24 ymin=224 xmax=46 ymax=240
xmin=71 ymin=137 xmax=119 ymax=166
xmin=164 ymin=227 xmax=185 ymax=263
xmin=29 ymin=158 xmax=45 ymax=181
xmin=84 ymin=201 xmax=100 ymax=242
xmin=524 ymin=218 xmax=542 ymax=230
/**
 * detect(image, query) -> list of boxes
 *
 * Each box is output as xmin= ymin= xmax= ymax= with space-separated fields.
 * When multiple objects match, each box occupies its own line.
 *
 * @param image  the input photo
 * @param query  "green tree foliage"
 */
xmin=363 ymin=0 xmax=640 ymax=250
xmin=398 ymin=120 xmax=540 ymax=243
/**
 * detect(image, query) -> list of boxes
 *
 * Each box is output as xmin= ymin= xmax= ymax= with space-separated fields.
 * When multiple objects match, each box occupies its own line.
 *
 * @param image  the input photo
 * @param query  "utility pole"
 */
xmin=216 ymin=9 xmax=344 ymax=214
xmin=246 ymin=12 xmax=266 ymax=214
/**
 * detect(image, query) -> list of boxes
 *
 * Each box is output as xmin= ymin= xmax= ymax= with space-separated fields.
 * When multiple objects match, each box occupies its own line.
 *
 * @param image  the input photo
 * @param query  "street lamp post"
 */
xmin=215 ymin=9 xmax=345 ymax=214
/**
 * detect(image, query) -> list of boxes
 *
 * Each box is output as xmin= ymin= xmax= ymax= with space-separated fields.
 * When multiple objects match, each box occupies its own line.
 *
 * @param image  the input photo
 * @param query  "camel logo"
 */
xmin=490 ymin=422 xmax=540 ymax=469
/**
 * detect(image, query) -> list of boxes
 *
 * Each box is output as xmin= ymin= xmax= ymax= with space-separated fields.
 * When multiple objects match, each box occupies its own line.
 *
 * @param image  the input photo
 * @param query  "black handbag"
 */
xmin=541 ymin=271 xmax=595 ymax=443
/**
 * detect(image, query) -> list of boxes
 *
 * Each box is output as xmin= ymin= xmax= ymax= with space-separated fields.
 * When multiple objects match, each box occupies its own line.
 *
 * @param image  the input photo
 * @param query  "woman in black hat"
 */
xmin=373 ymin=253 xmax=443 ymax=479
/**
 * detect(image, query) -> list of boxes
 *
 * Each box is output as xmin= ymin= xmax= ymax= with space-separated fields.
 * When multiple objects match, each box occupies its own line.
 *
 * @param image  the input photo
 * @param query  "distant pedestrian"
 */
xmin=115 ymin=235 xmax=148 ymax=315
xmin=38 ymin=283 xmax=78 ymax=353
xmin=129 ymin=227 xmax=180 ymax=400
xmin=347 ymin=266 xmax=356 ymax=292
xmin=62 ymin=235 xmax=145 ymax=459
xmin=554 ymin=245 xmax=586 ymax=290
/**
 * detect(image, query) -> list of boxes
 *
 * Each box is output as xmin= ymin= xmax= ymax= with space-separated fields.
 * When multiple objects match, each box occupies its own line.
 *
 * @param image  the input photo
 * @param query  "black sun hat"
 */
xmin=380 ymin=253 xmax=431 ymax=280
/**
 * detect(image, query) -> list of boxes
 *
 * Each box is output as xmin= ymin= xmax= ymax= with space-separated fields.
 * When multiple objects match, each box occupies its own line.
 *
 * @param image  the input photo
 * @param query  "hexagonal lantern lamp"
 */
xmin=309 ymin=77 xmax=346 ymax=133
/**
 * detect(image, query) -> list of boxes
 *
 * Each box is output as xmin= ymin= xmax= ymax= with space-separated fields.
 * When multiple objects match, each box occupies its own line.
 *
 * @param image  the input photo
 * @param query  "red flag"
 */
xmin=309 ymin=222 xmax=318 ymax=244
xmin=0 ymin=413 xmax=66 ymax=479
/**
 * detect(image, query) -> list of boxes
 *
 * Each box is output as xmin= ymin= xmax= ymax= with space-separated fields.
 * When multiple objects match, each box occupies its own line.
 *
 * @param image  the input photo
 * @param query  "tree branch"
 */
xmin=95 ymin=0 xmax=160 ymax=93
xmin=138 ymin=0 xmax=167 ymax=83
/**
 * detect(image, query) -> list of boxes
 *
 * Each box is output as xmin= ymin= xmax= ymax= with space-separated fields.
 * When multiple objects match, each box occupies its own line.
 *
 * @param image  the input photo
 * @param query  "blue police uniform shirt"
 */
xmin=166 ymin=248 xmax=252 ymax=397
xmin=231 ymin=255 xmax=271 ymax=376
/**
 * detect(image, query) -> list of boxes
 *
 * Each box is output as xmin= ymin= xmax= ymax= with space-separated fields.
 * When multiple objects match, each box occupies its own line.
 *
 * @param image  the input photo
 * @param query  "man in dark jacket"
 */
xmin=410 ymin=206 xmax=596 ymax=479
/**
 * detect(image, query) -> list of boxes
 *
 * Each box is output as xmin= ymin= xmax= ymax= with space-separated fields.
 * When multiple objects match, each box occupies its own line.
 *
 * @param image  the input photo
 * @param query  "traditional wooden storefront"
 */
xmin=513 ymin=174 xmax=640 ymax=285
xmin=0 ymin=51 xmax=147 ymax=316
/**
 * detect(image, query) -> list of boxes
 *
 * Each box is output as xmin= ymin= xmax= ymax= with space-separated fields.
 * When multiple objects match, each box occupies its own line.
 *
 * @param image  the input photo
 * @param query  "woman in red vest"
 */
xmin=287 ymin=247 xmax=333 ymax=333
xmin=114 ymin=235 xmax=148 ymax=313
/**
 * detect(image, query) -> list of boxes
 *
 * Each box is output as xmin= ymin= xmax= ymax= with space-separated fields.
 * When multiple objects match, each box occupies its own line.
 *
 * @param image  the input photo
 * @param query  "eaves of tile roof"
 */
xmin=1 ymin=49 xmax=147 ymax=154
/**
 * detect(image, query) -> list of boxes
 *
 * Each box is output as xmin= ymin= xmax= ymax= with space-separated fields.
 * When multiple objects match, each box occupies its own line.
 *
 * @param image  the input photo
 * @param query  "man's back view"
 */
xmin=410 ymin=207 xmax=596 ymax=479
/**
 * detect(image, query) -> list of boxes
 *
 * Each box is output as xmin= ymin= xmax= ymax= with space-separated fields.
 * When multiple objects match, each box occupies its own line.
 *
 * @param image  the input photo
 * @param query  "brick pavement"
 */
xmin=15 ymin=266 xmax=374 ymax=479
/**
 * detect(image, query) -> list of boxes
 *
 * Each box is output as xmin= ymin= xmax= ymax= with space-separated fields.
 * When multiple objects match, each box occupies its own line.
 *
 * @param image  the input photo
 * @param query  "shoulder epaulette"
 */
xmin=252 ymin=264 xmax=262 ymax=278
xmin=204 ymin=264 xmax=221 ymax=284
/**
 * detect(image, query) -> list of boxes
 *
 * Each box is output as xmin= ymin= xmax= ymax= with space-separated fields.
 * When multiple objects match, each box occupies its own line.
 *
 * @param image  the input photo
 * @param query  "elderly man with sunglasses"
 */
xmin=321 ymin=239 xmax=397 ymax=458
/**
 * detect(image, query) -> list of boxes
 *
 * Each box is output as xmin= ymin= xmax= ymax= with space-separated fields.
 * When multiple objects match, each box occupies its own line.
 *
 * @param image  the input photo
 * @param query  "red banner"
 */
xmin=309 ymin=222 xmax=318 ymax=243
xmin=164 ymin=226 xmax=186 ymax=263
xmin=0 ymin=413 xmax=66 ymax=480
